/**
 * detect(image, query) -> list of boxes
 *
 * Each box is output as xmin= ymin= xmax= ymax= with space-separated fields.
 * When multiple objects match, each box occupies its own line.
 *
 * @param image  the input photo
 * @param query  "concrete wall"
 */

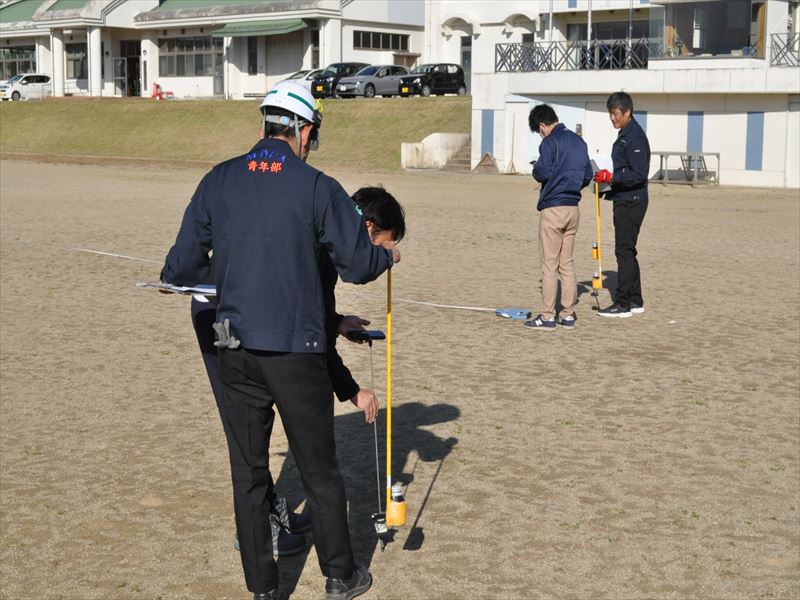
xmin=340 ymin=21 xmax=425 ymax=66
xmin=265 ymin=30 xmax=304 ymax=90
xmin=104 ymin=0 xmax=158 ymax=28
xmin=401 ymin=132 xmax=470 ymax=169
xmin=488 ymin=92 xmax=800 ymax=188
xmin=343 ymin=0 xmax=424 ymax=27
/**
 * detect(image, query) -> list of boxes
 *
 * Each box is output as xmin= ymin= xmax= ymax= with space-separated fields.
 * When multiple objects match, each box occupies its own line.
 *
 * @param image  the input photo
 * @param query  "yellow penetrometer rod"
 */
xmin=596 ymin=182 xmax=603 ymax=277
xmin=592 ymin=181 xmax=603 ymax=290
xmin=385 ymin=267 xmax=393 ymax=510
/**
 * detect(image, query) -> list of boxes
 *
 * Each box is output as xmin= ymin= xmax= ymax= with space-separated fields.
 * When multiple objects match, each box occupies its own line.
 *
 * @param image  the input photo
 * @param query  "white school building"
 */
xmin=424 ymin=0 xmax=800 ymax=188
xmin=0 ymin=0 xmax=424 ymax=99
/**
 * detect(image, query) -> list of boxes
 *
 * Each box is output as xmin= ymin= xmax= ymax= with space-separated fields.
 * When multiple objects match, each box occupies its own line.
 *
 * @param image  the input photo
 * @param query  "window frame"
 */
xmin=65 ymin=42 xmax=88 ymax=79
xmin=158 ymin=36 xmax=222 ymax=78
xmin=353 ymin=29 xmax=410 ymax=52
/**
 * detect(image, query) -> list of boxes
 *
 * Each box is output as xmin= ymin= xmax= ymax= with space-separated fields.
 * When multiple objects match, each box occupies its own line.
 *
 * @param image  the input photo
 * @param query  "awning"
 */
xmin=211 ymin=18 xmax=310 ymax=38
xmin=0 ymin=0 xmax=48 ymax=24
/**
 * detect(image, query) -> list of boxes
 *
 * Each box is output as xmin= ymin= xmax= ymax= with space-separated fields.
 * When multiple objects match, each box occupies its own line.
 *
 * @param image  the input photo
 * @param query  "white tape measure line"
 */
xmin=75 ymin=248 xmax=502 ymax=315
xmin=74 ymin=248 xmax=161 ymax=264
xmin=394 ymin=298 xmax=496 ymax=313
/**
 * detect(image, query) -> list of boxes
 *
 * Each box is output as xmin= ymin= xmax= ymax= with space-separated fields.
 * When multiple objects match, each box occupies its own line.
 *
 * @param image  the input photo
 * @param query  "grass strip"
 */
xmin=0 ymin=96 xmax=470 ymax=172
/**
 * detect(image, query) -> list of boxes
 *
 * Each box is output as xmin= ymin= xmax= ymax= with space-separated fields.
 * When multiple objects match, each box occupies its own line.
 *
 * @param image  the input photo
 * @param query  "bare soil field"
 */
xmin=1 ymin=159 xmax=798 ymax=600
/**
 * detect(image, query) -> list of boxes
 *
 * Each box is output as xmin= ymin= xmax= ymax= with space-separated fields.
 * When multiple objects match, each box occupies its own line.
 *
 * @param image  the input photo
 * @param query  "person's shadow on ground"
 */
xmin=273 ymin=401 xmax=460 ymax=598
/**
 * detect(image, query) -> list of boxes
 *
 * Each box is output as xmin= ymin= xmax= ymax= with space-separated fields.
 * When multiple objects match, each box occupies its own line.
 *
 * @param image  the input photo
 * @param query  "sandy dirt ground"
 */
xmin=1 ymin=159 xmax=798 ymax=600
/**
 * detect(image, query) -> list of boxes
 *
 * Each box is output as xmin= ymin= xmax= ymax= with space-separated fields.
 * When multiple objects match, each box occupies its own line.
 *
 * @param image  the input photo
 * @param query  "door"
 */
xmin=113 ymin=58 xmax=127 ymax=96
xmin=33 ymin=75 xmax=47 ymax=98
xmin=20 ymin=75 xmax=36 ymax=98
xmin=375 ymin=67 xmax=391 ymax=95
xmin=126 ymin=57 xmax=140 ymax=96
xmin=120 ymin=40 xmax=141 ymax=96
xmin=22 ymin=75 xmax=39 ymax=98
xmin=432 ymin=64 xmax=445 ymax=92
xmin=41 ymin=75 xmax=52 ymax=98
xmin=460 ymin=36 xmax=471 ymax=92
xmin=382 ymin=66 xmax=406 ymax=95
xmin=447 ymin=64 xmax=460 ymax=92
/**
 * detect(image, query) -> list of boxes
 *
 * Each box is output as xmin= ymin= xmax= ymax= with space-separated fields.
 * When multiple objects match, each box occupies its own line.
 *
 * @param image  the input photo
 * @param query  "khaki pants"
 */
xmin=538 ymin=205 xmax=580 ymax=320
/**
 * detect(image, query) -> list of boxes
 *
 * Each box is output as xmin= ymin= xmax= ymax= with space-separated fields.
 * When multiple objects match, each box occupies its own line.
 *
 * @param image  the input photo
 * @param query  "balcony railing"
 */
xmin=495 ymin=38 xmax=661 ymax=73
xmin=771 ymin=33 xmax=800 ymax=67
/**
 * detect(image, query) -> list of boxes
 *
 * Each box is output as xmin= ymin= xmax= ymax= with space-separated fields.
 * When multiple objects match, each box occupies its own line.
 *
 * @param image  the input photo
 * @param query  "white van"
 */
xmin=0 ymin=74 xmax=52 ymax=101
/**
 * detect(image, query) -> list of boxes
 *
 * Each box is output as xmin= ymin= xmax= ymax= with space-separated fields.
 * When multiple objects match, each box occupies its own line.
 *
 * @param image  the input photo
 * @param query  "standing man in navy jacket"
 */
xmin=594 ymin=91 xmax=651 ymax=318
xmin=525 ymin=104 xmax=593 ymax=331
xmin=161 ymin=81 xmax=398 ymax=600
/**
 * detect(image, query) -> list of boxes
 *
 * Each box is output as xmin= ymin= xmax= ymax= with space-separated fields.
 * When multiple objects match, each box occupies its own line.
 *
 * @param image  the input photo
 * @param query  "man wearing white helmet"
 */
xmin=161 ymin=80 xmax=398 ymax=600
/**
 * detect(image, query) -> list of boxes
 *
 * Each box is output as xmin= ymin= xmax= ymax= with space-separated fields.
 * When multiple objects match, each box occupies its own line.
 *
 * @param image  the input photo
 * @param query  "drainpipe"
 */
xmin=549 ymin=0 xmax=554 ymax=42
xmin=627 ymin=0 xmax=633 ymax=67
xmin=587 ymin=0 xmax=592 ymax=49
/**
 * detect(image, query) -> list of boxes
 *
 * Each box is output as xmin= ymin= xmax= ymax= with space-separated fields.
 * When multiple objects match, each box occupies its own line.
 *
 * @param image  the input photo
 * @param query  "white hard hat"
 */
xmin=260 ymin=81 xmax=319 ymax=125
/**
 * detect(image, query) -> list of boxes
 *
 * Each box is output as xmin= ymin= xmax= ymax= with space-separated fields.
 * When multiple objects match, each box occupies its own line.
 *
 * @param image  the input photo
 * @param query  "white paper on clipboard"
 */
xmin=590 ymin=154 xmax=614 ymax=195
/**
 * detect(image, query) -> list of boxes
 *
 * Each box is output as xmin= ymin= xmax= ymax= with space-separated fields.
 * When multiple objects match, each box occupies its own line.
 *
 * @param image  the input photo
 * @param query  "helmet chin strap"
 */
xmin=262 ymin=113 xmax=308 ymax=157
xmin=293 ymin=117 xmax=302 ymax=157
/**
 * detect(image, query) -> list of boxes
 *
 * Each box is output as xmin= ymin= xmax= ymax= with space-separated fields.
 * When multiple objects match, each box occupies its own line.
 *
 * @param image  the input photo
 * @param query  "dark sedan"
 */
xmin=311 ymin=62 xmax=368 ymax=98
xmin=398 ymin=63 xmax=467 ymax=97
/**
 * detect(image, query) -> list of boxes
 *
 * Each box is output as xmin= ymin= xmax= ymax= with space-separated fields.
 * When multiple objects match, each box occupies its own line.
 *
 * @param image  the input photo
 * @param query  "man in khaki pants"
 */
xmin=525 ymin=104 xmax=594 ymax=331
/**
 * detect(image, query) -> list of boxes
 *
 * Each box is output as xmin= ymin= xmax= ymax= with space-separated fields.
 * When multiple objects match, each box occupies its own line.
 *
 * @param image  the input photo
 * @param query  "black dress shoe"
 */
xmin=325 ymin=564 xmax=372 ymax=600
xmin=253 ymin=589 xmax=278 ymax=600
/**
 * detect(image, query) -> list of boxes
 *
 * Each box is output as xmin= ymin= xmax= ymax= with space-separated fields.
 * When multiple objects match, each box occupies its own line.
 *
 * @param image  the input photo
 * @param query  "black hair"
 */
xmin=261 ymin=106 xmax=307 ymax=139
xmin=352 ymin=186 xmax=406 ymax=242
xmin=607 ymin=91 xmax=634 ymax=114
xmin=528 ymin=104 xmax=559 ymax=133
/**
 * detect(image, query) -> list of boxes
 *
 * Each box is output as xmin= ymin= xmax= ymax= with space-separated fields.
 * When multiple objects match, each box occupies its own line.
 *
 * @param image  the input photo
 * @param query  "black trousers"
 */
xmin=219 ymin=347 xmax=354 ymax=593
xmin=613 ymin=198 xmax=648 ymax=309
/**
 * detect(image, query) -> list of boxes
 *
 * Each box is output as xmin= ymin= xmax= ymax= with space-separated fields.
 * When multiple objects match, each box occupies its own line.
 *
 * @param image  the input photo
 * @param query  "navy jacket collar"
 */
xmin=249 ymin=137 xmax=294 ymax=154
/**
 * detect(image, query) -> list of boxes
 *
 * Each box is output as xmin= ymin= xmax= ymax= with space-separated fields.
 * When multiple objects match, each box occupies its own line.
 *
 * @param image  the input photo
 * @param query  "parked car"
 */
xmin=280 ymin=69 xmax=323 ymax=93
xmin=0 ymin=73 xmax=52 ymax=101
xmin=311 ymin=62 xmax=368 ymax=98
xmin=336 ymin=65 xmax=409 ymax=98
xmin=398 ymin=64 xmax=466 ymax=97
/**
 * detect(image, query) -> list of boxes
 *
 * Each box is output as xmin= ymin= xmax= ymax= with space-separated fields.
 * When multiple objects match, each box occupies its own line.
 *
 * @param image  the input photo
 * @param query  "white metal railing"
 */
xmin=495 ymin=38 xmax=661 ymax=72
xmin=771 ymin=33 xmax=800 ymax=67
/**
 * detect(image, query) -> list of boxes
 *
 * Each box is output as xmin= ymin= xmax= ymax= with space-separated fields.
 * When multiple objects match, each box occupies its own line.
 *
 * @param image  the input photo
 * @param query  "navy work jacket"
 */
xmin=532 ymin=123 xmax=593 ymax=212
xmin=161 ymin=138 xmax=393 ymax=353
xmin=606 ymin=117 xmax=651 ymax=202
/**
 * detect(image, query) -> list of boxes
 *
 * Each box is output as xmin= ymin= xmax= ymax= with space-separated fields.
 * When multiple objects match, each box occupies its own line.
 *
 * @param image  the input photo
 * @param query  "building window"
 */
xmin=353 ymin=30 xmax=409 ymax=51
xmin=66 ymin=43 xmax=87 ymax=79
xmin=0 ymin=46 xmax=36 ymax=81
xmin=247 ymin=36 xmax=258 ymax=75
xmin=651 ymin=0 xmax=763 ymax=59
xmin=158 ymin=36 xmax=223 ymax=77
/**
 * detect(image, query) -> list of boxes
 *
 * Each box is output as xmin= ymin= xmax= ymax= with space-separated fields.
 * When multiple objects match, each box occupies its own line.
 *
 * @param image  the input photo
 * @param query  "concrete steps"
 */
xmin=443 ymin=138 xmax=472 ymax=172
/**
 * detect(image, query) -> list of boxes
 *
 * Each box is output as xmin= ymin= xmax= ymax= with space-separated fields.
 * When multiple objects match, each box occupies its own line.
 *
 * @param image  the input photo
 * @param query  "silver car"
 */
xmin=336 ymin=65 xmax=409 ymax=98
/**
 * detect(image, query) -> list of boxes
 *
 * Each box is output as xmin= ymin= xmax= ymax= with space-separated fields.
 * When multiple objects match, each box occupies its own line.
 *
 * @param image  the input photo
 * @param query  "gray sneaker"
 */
xmin=272 ymin=496 xmax=311 ymax=534
xmin=325 ymin=565 xmax=372 ymax=600
xmin=233 ymin=513 xmax=306 ymax=558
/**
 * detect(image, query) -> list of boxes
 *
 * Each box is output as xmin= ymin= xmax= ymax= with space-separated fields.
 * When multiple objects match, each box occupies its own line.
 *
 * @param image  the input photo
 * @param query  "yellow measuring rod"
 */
xmin=592 ymin=181 xmax=603 ymax=291
xmin=384 ymin=267 xmax=406 ymax=527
